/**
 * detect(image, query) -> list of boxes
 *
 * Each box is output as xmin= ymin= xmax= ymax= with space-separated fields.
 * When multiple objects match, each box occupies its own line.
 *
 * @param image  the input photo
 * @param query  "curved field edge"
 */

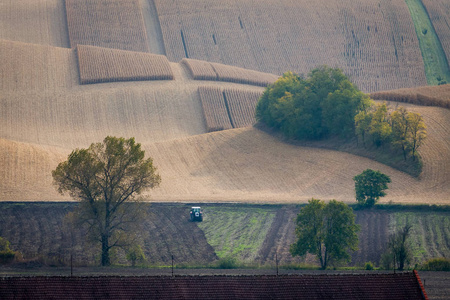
xmin=1 ymin=202 xmax=449 ymax=268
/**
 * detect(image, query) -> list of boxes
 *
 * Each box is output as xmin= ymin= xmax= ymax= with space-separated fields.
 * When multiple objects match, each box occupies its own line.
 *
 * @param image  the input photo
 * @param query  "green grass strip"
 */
xmin=404 ymin=0 xmax=450 ymax=85
xmin=392 ymin=212 xmax=450 ymax=264
xmin=198 ymin=206 xmax=276 ymax=262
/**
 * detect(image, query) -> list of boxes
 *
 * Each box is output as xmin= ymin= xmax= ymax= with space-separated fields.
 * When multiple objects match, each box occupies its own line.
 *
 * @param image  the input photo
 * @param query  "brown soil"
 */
xmin=0 ymin=203 xmax=432 ymax=269
xmin=0 ymin=203 xmax=216 ymax=266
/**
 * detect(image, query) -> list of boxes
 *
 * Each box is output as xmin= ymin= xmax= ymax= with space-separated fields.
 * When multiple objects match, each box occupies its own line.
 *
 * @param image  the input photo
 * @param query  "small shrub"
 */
xmin=380 ymin=251 xmax=394 ymax=270
xmin=0 ymin=251 xmax=15 ymax=264
xmin=0 ymin=237 xmax=15 ymax=264
xmin=126 ymin=245 xmax=146 ymax=267
xmin=216 ymin=256 xmax=238 ymax=269
xmin=422 ymin=258 xmax=450 ymax=271
xmin=365 ymin=261 xmax=374 ymax=270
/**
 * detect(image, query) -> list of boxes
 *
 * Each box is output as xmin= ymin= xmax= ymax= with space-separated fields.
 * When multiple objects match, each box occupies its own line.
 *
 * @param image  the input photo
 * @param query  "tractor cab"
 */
xmin=190 ymin=206 xmax=203 ymax=222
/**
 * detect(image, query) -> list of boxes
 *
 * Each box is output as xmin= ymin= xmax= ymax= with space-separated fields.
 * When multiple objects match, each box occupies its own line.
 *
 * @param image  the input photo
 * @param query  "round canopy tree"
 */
xmin=52 ymin=136 xmax=161 ymax=266
xmin=290 ymin=198 xmax=359 ymax=269
xmin=353 ymin=169 xmax=391 ymax=207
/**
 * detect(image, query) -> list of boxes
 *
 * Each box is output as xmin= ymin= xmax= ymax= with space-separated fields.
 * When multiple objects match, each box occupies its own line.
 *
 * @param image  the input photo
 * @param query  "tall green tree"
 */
xmin=390 ymin=107 xmax=427 ymax=161
xmin=353 ymin=169 xmax=391 ymax=207
xmin=369 ymin=102 xmax=392 ymax=147
xmin=290 ymin=199 xmax=359 ymax=269
xmin=322 ymin=80 xmax=372 ymax=137
xmin=390 ymin=107 xmax=410 ymax=160
xmin=52 ymin=136 xmax=161 ymax=266
xmin=355 ymin=109 xmax=373 ymax=147
xmin=407 ymin=112 xmax=426 ymax=161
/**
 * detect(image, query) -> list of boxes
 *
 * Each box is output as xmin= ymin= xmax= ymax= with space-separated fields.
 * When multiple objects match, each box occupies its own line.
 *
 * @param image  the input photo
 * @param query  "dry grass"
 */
xmin=0 ymin=0 xmax=69 ymax=47
xmin=66 ymin=0 xmax=149 ymax=52
xmin=371 ymin=84 xmax=450 ymax=109
xmin=421 ymin=0 xmax=450 ymax=64
xmin=156 ymin=0 xmax=426 ymax=92
xmin=77 ymin=45 xmax=173 ymax=84
xmin=0 ymin=40 xmax=79 ymax=92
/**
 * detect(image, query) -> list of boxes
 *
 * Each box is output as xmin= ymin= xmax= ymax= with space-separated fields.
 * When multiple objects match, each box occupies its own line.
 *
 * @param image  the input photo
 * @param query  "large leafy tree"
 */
xmin=390 ymin=107 xmax=410 ymax=160
xmin=407 ymin=112 xmax=426 ymax=161
xmin=353 ymin=169 xmax=391 ymax=207
xmin=256 ymin=66 xmax=371 ymax=140
xmin=52 ymin=136 xmax=161 ymax=266
xmin=290 ymin=199 xmax=359 ymax=269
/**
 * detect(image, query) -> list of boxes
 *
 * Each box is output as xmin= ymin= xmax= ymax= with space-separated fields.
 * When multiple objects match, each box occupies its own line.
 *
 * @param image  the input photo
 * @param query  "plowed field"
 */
xmin=1 ymin=203 xmax=449 ymax=268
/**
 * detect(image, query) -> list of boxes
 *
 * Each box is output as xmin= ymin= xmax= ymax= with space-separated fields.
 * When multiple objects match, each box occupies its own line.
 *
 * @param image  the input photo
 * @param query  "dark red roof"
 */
xmin=0 ymin=272 xmax=427 ymax=300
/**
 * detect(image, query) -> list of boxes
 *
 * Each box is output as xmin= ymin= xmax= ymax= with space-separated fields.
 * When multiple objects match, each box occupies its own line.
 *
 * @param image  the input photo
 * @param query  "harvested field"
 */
xmin=224 ymin=89 xmax=261 ymax=128
xmin=182 ymin=59 xmax=218 ymax=81
xmin=421 ymin=0 xmax=450 ymax=65
xmin=1 ymin=101 xmax=448 ymax=203
xmin=143 ymin=126 xmax=449 ymax=204
xmin=0 ymin=1 xmax=449 ymax=205
xmin=371 ymin=84 xmax=450 ymax=109
xmin=182 ymin=59 xmax=278 ymax=86
xmin=66 ymin=0 xmax=149 ymax=52
xmin=0 ymin=40 xmax=79 ymax=92
xmin=198 ymin=86 xmax=233 ymax=132
xmin=198 ymin=86 xmax=262 ymax=131
xmin=0 ymin=139 xmax=68 ymax=201
xmin=155 ymin=0 xmax=426 ymax=92
xmin=211 ymin=62 xmax=278 ymax=87
xmin=0 ymin=83 xmax=207 ymax=151
xmin=0 ymin=0 xmax=69 ymax=47
xmin=77 ymin=45 xmax=173 ymax=84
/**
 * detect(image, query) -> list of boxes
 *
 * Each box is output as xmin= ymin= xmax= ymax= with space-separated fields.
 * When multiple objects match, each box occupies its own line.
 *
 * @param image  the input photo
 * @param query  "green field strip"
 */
xmin=197 ymin=207 xmax=276 ymax=262
xmin=404 ymin=0 xmax=450 ymax=85
xmin=392 ymin=212 xmax=450 ymax=264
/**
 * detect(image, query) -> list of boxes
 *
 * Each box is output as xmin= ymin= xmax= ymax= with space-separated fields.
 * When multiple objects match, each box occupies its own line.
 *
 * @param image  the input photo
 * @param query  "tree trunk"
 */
xmin=101 ymin=234 xmax=110 ymax=266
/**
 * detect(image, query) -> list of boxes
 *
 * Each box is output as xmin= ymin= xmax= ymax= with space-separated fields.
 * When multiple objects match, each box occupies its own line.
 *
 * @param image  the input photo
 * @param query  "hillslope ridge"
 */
xmin=0 ymin=1 xmax=449 ymax=204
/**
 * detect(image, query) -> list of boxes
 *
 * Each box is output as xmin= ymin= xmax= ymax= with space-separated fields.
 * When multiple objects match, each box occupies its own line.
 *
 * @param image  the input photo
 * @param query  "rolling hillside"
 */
xmin=0 ymin=0 xmax=449 ymax=205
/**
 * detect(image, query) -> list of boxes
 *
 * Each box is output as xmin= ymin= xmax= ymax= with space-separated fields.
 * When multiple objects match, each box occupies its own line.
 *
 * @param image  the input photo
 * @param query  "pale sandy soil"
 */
xmin=0 ymin=2 xmax=448 ymax=204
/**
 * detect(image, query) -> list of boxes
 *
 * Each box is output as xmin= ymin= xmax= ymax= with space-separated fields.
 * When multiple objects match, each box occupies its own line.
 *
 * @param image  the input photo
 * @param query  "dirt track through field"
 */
xmin=141 ymin=0 xmax=166 ymax=55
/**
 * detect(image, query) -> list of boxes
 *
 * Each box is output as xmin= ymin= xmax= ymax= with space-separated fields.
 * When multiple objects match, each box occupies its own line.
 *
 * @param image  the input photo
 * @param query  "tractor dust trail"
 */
xmin=404 ymin=0 xmax=450 ymax=85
